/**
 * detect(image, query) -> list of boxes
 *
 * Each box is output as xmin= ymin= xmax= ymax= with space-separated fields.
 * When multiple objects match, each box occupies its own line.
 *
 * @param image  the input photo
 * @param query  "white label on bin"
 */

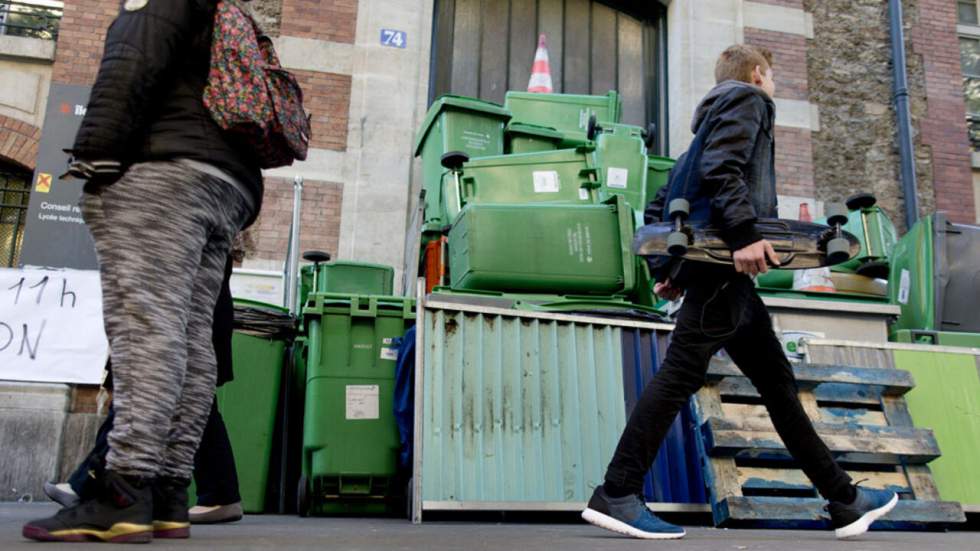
xmin=380 ymin=347 xmax=399 ymax=361
xmin=898 ymin=269 xmax=911 ymax=305
xmin=346 ymin=385 xmax=379 ymax=420
xmin=383 ymin=338 xmax=394 ymax=345
xmin=607 ymin=167 xmax=629 ymax=189
xmin=579 ymin=188 xmax=590 ymax=201
xmin=532 ymin=171 xmax=560 ymax=193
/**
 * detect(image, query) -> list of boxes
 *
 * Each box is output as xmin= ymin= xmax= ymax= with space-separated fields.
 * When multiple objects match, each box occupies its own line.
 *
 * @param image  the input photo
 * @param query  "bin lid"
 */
xmin=504 ymin=90 xmax=620 ymax=108
xmin=413 ymin=95 xmax=512 ymax=157
xmin=461 ymin=145 xmax=595 ymax=168
xmin=233 ymin=299 xmax=295 ymax=339
xmin=505 ymin=122 xmax=564 ymax=141
xmin=648 ymin=155 xmax=676 ymax=171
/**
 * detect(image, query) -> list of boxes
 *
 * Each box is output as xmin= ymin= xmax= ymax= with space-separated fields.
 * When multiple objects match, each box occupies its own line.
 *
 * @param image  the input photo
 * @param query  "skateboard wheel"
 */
xmin=587 ymin=113 xmax=599 ymax=141
xmin=825 ymin=203 xmax=849 ymax=226
xmin=668 ymin=198 xmax=690 ymax=219
xmin=440 ymin=151 xmax=470 ymax=171
xmin=846 ymin=192 xmax=877 ymax=211
xmin=667 ymin=231 xmax=689 ymax=257
xmin=826 ymin=237 xmax=851 ymax=265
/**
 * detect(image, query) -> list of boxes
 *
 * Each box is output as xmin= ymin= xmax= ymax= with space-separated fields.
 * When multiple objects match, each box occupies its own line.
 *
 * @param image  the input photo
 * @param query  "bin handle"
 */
xmin=908 ymin=330 xmax=939 ymax=344
xmin=579 ymin=167 xmax=601 ymax=189
xmin=350 ymin=295 xmax=379 ymax=317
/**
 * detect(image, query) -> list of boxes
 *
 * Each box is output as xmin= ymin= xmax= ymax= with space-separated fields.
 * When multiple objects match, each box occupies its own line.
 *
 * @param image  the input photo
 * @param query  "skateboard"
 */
xmin=633 ymin=199 xmax=860 ymax=269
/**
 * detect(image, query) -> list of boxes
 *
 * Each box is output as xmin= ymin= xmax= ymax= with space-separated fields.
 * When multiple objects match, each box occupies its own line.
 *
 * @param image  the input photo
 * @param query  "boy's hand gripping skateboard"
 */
xmin=633 ymin=199 xmax=859 ymax=269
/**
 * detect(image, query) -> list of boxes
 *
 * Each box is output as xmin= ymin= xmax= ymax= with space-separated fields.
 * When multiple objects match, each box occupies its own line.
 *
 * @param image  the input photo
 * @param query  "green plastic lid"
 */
xmin=648 ymin=155 xmax=676 ymax=171
xmin=413 ymin=95 xmax=512 ymax=156
xmin=505 ymin=122 xmax=564 ymax=141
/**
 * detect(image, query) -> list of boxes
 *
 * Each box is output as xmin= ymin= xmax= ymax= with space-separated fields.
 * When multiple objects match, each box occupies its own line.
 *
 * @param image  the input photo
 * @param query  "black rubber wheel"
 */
xmin=855 ymin=259 xmax=890 ymax=280
xmin=586 ymin=113 xmax=599 ymax=141
xmin=644 ymin=123 xmax=657 ymax=149
xmin=668 ymin=198 xmax=690 ymax=219
xmin=302 ymin=250 xmax=332 ymax=264
xmin=826 ymin=237 xmax=851 ymax=265
xmin=667 ymin=231 xmax=689 ymax=257
xmin=440 ymin=151 xmax=470 ymax=171
xmin=297 ymin=476 xmax=311 ymax=518
xmin=825 ymin=203 xmax=849 ymax=227
xmin=846 ymin=192 xmax=877 ymax=211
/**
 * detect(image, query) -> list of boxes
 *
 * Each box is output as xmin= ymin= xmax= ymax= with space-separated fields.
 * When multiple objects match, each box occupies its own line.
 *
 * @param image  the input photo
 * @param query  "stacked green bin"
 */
xmin=646 ymin=156 xmax=675 ymax=207
xmin=414 ymin=95 xmax=512 ymax=232
xmin=448 ymin=196 xmax=635 ymax=294
xmin=218 ymin=299 xmax=294 ymax=513
xmin=892 ymin=329 xmax=980 ymax=349
xmin=442 ymin=146 xmax=601 ymax=223
xmin=298 ymin=293 xmax=415 ymax=516
xmin=504 ymin=90 xmax=621 ymax=147
xmin=504 ymin=122 xmax=564 ymax=154
xmin=300 ymin=261 xmax=395 ymax=308
xmin=592 ymin=123 xmax=649 ymax=221
xmin=889 ymin=213 xmax=980 ymax=333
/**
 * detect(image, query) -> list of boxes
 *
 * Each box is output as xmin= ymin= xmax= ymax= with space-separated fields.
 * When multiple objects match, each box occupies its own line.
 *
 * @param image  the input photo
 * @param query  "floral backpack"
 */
xmin=203 ymin=0 xmax=311 ymax=169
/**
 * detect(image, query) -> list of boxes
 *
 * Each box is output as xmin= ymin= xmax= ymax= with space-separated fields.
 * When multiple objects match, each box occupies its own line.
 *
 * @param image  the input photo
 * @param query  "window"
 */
xmin=0 ymin=1 xmax=63 ymax=41
xmin=0 ymin=165 xmax=31 ymax=268
xmin=960 ymin=1 xmax=980 ymax=150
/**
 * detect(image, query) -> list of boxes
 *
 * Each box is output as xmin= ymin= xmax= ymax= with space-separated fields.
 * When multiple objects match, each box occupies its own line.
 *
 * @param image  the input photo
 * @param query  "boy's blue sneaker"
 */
xmin=581 ymin=485 xmax=686 ymax=540
xmin=827 ymin=486 xmax=898 ymax=539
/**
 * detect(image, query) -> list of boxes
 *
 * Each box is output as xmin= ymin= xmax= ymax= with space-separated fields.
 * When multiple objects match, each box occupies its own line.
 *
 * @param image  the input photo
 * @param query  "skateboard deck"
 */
xmin=633 ymin=218 xmax=860 ymax=269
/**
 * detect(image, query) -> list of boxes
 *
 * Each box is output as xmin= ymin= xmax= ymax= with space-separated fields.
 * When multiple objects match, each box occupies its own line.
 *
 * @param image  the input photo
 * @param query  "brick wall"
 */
xmin=248 ymin=177 xmax=343 ymax=264
xmin=910 ymin=0 xmax=976 ymax=224
xmin=774 ymin=127 xmax=816 ymax=198
xmin=744 ymin=28 xmax=809 ymax=101
xmin=0 ymin=116 xmax=41 ymax=170
xmin=280 ymin=0 xmax=358 ymax=43
xmin=52 ymin=0 xmax=117 ymax=86
xmin=293 ymin=70 xmax=352 ymax=151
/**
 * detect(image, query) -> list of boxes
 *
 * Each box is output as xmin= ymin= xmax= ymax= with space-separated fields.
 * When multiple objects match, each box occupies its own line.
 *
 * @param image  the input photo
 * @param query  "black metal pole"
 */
xmin=888 ymin=0 xmax=920 ymax=229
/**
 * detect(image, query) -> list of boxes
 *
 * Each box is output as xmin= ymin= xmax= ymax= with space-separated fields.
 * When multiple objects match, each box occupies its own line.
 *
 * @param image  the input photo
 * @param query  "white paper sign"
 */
xmin=607 ymin=167 xmax=629 ymax=189
xmin=0 ymin=267 xmax=108 ymax=384
xmin=346 ymin=384 xmax=380 ymax=420
xmin=532 ymin=171 xmax=560 ymax=193
xmin=898 ymin=269 xmax=911 ymax=305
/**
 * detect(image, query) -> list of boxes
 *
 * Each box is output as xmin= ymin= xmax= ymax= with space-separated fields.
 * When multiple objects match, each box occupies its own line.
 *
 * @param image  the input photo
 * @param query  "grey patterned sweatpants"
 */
xmin=81 ymin=161 xmax=251 ymax=479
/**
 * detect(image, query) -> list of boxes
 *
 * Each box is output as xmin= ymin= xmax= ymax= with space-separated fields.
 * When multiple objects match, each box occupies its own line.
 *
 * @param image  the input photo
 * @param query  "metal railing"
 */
xmin=1 ymin=169 xmax=31 ymax=268
xmin=0 ymin=1 xmax=62 ymax=41
xmin=968 ymin=114 xmax=980 ymax=152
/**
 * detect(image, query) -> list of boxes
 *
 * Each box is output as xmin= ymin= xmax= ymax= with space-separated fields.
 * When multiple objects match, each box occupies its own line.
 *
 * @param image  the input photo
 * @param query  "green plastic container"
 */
xmin=299 ymin=262 xmax=395 ymax=312
xmin=217 ymin=299 xmax=292 ymax=513
xmin=504 ymin=122 xmax=564 ymax=154
xmin=299 ymin=293 xmax=415 ymax=515
xmin=889 ymin=214 xmax=980 ymax=333
xmin=448 ymin=196 xmax=635 ymax=294
xmin=894 ymin=349 xmax=980 ymax=507
xmin=504 ymin=90 xmax=621 ymax=147
xmin=819 ymin=205 xmax=897 ymax=277
xmin=413 ymin=95 xmax=512 ymax=232
xmin=646 ymin=156 xmax=675 ymax=207
xmin=442 ymin=147 xmax=601 ymax=223
xmin=892 ymin=329 xmax=980 ymax=349
xmin=592 ymin=123 xmax=649 ymax=216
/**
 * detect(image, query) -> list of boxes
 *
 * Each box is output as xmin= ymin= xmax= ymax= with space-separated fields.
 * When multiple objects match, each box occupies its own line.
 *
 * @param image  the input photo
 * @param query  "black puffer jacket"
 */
xmin=72 ymin=0 xmax=262 ymax=222
xmin=646 ymin=81 xmax=777 ymax=250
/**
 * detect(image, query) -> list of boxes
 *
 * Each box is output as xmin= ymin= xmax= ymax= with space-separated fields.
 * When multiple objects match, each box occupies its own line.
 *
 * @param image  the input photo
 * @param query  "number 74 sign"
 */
xmin=380 ymin=29 xmax=407 ymax=49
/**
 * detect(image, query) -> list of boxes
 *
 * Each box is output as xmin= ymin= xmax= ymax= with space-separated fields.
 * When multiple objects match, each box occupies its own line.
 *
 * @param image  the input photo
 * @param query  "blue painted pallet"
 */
xmin=692 ymin=356 xmax=965 ymax=529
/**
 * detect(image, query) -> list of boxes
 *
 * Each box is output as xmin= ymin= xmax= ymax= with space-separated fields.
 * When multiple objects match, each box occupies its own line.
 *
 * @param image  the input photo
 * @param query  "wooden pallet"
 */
xmin=692 ymin=351 xmax=965 ymax=529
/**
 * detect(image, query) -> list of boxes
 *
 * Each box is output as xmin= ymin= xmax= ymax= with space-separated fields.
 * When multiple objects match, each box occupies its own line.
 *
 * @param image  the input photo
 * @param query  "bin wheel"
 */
xmin=845 ymin=192 xmax=877 ymax=211
xmin=826 ymin=237 xmax=851 ymax=265
xmin=668 ymin=198 xmax=690 ymax=219
xmin=297 ymin=476 xmax=311 ymax=518
xmin=667 ymin=231 xmax=690 ymax=257
xmin=644 ymin=123 xmax=657 ymax=149
xmin=440 ymin=151 xmax=470 ymax=171
xmin=825 ymin=203 xmax=849 ymax=227
xmin=586 ymin=113 xmax=599 ymax=141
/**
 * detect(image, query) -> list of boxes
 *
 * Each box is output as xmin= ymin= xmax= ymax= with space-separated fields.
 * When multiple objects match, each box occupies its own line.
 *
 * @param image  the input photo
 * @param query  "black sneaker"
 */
xmin=22 ymin=471 xmax=153 ymax=543
xmin=827 ymin=486 xmax=898 ymax=539
xmin=581 ymin=485 xmax=686 ymax=539
xmin=152 ymin=476 xmax=192 ymax=539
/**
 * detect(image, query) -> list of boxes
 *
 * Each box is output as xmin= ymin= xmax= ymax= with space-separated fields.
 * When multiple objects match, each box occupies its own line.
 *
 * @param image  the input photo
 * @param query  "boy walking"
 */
xmin=581 ymin=45 xmax=897 ymax=540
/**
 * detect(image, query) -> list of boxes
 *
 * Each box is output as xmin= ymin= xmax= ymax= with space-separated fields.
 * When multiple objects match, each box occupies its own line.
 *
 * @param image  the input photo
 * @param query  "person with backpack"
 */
xmin=581 ymin=45 xmax=898 ymax=540
xmin=23 ymin=0 xmax=307 ymax=543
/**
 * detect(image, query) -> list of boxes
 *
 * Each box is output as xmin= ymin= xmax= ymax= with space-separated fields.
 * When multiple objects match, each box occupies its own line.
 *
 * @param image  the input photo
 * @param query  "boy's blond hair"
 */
xmin=714 ymin=44 xmax=773 ymax=84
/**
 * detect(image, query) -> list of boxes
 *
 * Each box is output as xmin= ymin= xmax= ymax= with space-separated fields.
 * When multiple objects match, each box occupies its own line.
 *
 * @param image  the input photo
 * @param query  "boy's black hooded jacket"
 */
xmin=71 ymin=0 xmax=262 ymax=223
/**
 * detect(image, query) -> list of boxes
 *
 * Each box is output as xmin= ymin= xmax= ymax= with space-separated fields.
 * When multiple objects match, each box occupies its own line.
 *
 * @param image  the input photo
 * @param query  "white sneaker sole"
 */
xmin=581 ymin=508 xmax=686 ymax=540
xmin=834 ymin=493 xmax=899 ymax=539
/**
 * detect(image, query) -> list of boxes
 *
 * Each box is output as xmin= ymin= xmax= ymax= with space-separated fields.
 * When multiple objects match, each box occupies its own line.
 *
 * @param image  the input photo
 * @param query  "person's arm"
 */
xmin=71 ymin=0 xmax=213 ymax=174
xmin=643 ymin=176 xmax=670 ymax=225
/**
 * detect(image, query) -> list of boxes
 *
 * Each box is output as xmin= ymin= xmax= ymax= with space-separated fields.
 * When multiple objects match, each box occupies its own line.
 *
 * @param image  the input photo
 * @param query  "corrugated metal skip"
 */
xmin=421 ymin=308 xmax=627 ymax=503
xmin=621 ymin=328 xmax=708 ymax=504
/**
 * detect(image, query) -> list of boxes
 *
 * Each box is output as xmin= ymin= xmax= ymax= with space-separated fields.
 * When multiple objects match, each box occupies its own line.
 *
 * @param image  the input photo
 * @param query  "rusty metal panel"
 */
xmin=420 ymin=307 xmax=626 ymax=503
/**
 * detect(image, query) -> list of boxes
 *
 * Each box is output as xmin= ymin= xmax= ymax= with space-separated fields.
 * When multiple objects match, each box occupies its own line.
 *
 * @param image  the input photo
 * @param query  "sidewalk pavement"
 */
xmin=1 ymin=503 xmax=976 ymax=550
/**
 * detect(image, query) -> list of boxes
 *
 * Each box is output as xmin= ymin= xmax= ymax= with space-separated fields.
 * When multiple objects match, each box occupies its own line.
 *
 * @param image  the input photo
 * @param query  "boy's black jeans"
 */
xmin=604 ymin=272 xmax=854 ymax=503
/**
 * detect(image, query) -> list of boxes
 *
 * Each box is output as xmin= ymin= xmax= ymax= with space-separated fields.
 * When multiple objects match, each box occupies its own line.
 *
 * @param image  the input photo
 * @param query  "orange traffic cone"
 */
xmin=527 ymin=34 xmax=553 ymax=93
